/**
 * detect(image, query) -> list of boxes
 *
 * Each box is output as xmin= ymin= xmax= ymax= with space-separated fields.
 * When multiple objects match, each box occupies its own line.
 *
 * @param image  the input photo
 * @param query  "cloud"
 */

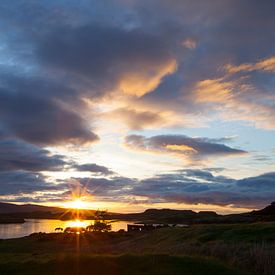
xmin=125 ymin=134 xmax=247 ymax=161
xmin=103 ymin=108 xmax=168 ymax=130
xmin=0 ymin=171 xmax=64 ymax=196
xmin=75 ymin=176 xmax=135 ymax=197
xmin=195 ymin=78 xmax=234 ymax=103
xmin=0 ymin=139 xmax=66 ymax=172
xmin=0 ymin=0 xmax=274 ymax=210
xmin=57 ymin=170 xmax=275 ymax=208
xmin=0 ymin=0 xmax=274 ymax=138
xmin=193 ymin=74 xmax=275 ymax=129
xmin=36 ymin=24 xmax=177 ymax=97
xmin=224 ymin=57 xmax=275 ymax=74
xmin=91 ymin=169 xmax=275 ymax=208
xmin=0 ymin=15 xmax=179 ymax=144
xmin=0 ymin=134 xmax=115 ymax=176
xmin=1 ymin=167 xmax=274 ymax=209
xmin=252 ymin=155 xmax=273 ymax=163
xmin=123 ymin=1 xmax=275 ymax=130
xmin=182 ymin=38 xmax=197 ymax=49
xmin=72 ymin=163 xmax=114 ymax=175
xmin=0 ymin=76 xmax=99 ymax=145
xmin=236 ymin=172 xmax=275 ymax=189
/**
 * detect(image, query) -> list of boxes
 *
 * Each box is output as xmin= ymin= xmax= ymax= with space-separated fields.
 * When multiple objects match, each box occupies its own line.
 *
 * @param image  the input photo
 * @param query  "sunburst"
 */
xmin=59 ymin=179 xmax=93 ymax=220
xmin=66 ymin=198 xmax=87 ymax=210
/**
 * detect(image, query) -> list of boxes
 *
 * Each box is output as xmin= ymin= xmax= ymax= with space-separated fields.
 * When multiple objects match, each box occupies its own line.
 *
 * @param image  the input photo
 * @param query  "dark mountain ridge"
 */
xmin=0 ymin=202 xmax=95 ymax=220
xmin=251 ymin=201 xmax=275 ymax=215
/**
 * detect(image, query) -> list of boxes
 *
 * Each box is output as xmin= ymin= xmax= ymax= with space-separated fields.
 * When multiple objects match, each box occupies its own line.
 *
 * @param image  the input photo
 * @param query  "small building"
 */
xmin=127 ymin=223 xmax=167 ymax=232
xmin=127 ymin=223 xmax=189 ymax=232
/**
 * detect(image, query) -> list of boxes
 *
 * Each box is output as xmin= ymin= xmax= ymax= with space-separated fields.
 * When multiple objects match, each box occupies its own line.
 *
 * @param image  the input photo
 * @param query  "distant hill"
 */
xmin=107 ymin=203 xmax=275 ymax=224
xmin=0 ymin=202 xmax=64 ymax=214
xmin=251 ymin=201 xmax=275 ymax=216
xmin=1 ymin=201 xmax=275 ymax=223
xmin=0 ymin=203 xmax=220 ymax=222
xmin=106 ymin=208 xmax=220 ymax=224
xmin=0 ymin=202 xmax=95 ymax=220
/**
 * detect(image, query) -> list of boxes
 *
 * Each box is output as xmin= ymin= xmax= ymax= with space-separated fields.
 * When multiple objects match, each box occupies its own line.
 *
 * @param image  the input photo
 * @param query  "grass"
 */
xmin=1 ymin=222 xmax=275 ymax=274
xmin=0 ymin=254 xmax=244 ymax=275
xmin=145 ymin=222 xmax=275 ymax=243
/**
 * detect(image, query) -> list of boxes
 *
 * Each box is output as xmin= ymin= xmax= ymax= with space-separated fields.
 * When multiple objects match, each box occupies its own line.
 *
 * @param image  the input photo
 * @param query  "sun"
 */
xmin=61 ymin=197 xmax=91 ymax=221
xmin=67 ymin=198 xmax=86 ymax=209
xmin=67 ymin=219 xmax=90 ymax=228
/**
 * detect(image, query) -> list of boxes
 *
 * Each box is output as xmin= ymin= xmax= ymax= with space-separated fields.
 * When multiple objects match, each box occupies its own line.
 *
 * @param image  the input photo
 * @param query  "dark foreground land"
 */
xmin=0 ymin=254 xmax=242 ymax=275
xmin=1 ymin=222 xmax=275 ymax=275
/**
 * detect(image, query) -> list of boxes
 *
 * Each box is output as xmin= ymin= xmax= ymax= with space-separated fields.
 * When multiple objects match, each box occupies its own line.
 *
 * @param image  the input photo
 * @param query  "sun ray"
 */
xmin=57 ymin=179 xmax=94 ymax=221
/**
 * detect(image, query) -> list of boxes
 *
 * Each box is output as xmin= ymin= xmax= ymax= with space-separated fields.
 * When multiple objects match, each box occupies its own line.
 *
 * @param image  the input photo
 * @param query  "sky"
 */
xmin=0 ymin=0 xmax=274 ymax=213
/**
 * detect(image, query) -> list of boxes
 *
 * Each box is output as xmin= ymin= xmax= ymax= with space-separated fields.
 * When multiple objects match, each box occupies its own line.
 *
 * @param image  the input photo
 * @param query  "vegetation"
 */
xmin=1 ymin=203 xmax=275 ymax=274
xmin=86 ymin=221 xmax=111 ymax=232
xmin=0 ymin=222 xmax=275 ymax=274
xmin=0 ymin=254 xmax=243 ymax=275
xmin=86 ymin=210 xmax=112 ymax=232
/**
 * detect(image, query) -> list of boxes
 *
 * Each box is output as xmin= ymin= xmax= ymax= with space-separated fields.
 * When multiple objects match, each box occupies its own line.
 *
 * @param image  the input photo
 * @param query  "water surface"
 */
xmin=0 ymin=219 xmax=129 ymax=239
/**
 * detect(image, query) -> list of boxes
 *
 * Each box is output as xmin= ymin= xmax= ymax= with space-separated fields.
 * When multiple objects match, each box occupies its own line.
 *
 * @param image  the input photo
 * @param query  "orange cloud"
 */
xmin=195 ymin=78 xmax=234 ymax=103
xmin=125 ymin=134 xmax=247 ymax=164
xmin=118 ymin=59 xmax=177 ymax=96
xmin=165 ymin=144 xmax=197 ymax=153
xmin=224 ymin=56 xmax=275 ymax=74
xmin=102 ymin=106 xmax=183 ymax=130
xmin=194 ymin=76 xmax=275 ymax=129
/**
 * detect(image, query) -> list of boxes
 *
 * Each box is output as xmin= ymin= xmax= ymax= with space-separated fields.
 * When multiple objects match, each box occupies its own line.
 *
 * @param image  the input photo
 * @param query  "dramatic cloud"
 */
xmin=36 ymin=24 xmax=177 ymax=97
xmin=0 ymin=139 xmax=66 ymax=172
xmin=0 ymin=0 xmax=274 ymax=211
xmin=131 ymin=170 xmax=275 ymax=208
xmin=1 ymin=166 xmax=274 ymax=209
xmin=193 ymin=68 xmax=275 ymax=129
xmin=83 ymin=169 xmax=275 ymax=208
xmin=0 ymin=171 xmax=64 ymax=196
xmin=0 ymin=77 xmax=99 ymax=145
xmin=125 ymin=134 xmax=247 ymax=161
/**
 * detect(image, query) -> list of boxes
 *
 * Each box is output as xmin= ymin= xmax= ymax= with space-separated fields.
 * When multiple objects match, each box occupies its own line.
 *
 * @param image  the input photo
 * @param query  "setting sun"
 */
xmin=68 ymin=198 xmax=86 ymax=209
xmin=66 ymin=219 xmax=90 ymax=228
xmin=72 ymin=198 xmax=85 ymax=209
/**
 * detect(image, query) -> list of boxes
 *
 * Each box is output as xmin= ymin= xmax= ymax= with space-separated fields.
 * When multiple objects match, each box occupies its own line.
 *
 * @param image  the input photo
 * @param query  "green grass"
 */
xmin=0 ymin=254 xmax=244 ymax=275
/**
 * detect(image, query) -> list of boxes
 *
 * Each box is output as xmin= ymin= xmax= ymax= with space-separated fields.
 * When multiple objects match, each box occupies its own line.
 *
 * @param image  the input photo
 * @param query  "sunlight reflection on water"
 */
xmin=0 ymin=219 xmax=129 ymax=239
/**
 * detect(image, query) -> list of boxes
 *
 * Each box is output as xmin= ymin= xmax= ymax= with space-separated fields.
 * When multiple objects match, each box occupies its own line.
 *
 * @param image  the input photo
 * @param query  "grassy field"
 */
xmin=0 ymin=222 xmax=275 ymax=274
xmin=0 ymin=254 xmax=244 ymax=275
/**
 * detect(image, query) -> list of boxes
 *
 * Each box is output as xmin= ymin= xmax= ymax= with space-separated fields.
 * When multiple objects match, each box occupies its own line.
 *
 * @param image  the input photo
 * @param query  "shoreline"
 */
xmin=0 ymin=218 xmax=25 ymax=224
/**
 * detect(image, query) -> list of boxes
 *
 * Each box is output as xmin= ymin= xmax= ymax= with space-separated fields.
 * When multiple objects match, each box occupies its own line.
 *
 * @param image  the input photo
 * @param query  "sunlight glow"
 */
xmin=67 ymin=219 xmax=90 ymax=228
xmin=67 ymin=198 xmax=87 ymax=209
